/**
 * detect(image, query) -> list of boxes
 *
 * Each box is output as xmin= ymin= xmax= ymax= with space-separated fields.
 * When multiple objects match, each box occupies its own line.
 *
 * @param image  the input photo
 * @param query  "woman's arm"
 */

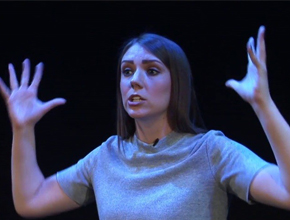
xmin=226 ymin=26 xmax=290 ymax=209
xmin=0 ymin=59 xmax=80 ymax=217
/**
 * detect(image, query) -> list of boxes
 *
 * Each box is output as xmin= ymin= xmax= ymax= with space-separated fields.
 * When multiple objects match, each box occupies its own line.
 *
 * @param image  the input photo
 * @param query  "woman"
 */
xmin=0 ymin=26 xmax=290 ymax=219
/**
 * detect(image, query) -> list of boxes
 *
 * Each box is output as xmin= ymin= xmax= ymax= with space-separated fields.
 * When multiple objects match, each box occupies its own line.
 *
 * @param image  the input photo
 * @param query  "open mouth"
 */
xmin=131 ymin=97 xmax=142 ymax=102
xmin=129 ymin=95 xmax=145 ymax=102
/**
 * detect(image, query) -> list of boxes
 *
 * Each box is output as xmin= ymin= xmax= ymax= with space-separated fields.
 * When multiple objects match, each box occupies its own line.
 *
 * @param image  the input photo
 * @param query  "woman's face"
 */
xmin=120 ymin=44 xmax=171 ymax=121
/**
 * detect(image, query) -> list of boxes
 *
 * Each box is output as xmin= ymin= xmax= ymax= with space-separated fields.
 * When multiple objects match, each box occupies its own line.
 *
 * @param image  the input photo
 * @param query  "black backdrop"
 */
xmin=1 ymin=2 xmax=290 ymax=220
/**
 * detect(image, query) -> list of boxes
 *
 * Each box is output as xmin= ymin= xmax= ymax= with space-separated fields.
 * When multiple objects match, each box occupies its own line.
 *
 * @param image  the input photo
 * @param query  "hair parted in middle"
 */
xmin=116 ymin=33 xmax=207 ymax=140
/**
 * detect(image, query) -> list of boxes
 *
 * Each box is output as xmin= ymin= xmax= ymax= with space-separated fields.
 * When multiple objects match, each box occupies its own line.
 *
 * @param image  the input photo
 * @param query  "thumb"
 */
xmin=225 ymin=79 xmax=240 ymax=91
xmin=42 ymin=98 xmax=66 ymax=115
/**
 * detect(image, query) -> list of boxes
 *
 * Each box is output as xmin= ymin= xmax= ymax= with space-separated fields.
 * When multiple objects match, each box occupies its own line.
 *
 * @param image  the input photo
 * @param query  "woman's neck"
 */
xmin=134 ymin=115 xmax=172 ymax=144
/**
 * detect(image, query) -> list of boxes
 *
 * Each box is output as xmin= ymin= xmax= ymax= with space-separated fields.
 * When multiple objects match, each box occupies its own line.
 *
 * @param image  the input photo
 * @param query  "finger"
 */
xmin=256 ymin=25 xmax=266 ymax=63
xmin=247 ymin=38 xmax=260 ymax=68
xmin=0 ymin=77 xmax=10 ymax=101
xmin=42 ymin=98 xmax=66 ymax=115
xmin=30 ymin=62 xmax=43 ymax=89
xmin=247 ymin=50 xmax=254 ymax=68
xmin=8 ymin=63 xmax=19 ymax=90
xmin=247 ymin=38 xmax=255 ymax=68
xmin=20 ymin=59 xmax=30 ymax=87
xmin=225 ymin=79 xmax=240 ymax=92
xmin=247 ymin=37 xmax=255 ymax=58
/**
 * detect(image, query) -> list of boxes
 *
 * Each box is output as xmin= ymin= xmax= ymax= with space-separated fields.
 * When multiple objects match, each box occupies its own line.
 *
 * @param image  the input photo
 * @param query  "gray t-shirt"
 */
xmin=57 ymin=130 xmax=272 ymax=219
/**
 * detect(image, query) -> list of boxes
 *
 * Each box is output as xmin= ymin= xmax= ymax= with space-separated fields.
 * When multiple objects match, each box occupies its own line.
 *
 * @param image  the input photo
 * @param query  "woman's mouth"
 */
xmin=132 ymin=97 xmax=142 ymax=102
xmin=128 ymin=95 xmax=145 ymax=106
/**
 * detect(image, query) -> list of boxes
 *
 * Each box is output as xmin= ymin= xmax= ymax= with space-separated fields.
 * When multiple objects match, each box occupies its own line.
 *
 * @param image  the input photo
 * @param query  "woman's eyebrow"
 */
xmin=121 ymin=60 xmax=134 ymax=64
xmin=142 ymin=59 xmax=162 ymax=64
xmin=121 ymin=59 xmax=162 ymax=64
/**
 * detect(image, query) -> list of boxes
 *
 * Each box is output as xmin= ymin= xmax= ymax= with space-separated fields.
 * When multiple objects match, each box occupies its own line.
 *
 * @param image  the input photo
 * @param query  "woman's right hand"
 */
xmin=0 ymin=59 xmax=66 ymax=130
xmin=1 ymin=59 xmax=78 ymax=218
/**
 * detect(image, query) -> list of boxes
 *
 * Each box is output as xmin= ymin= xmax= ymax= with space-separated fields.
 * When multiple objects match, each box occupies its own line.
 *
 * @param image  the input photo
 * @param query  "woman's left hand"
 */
xmin=226 ymin=26 xmax=271 ymax=108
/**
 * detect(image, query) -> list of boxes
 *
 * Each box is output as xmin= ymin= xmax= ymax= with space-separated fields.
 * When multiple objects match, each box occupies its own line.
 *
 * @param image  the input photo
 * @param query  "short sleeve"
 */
xmin=56 ymin=147 xmax=100 ymax=206
xmin=206 ymin=130 xmax=274 ymax=203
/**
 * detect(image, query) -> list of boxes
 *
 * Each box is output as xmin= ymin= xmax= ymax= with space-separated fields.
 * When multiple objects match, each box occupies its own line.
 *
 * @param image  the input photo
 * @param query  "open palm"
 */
xmin=226 ymin=26 xmax=271 ymax=107
xmin=0 ymin=59 xmax=66 ymax=129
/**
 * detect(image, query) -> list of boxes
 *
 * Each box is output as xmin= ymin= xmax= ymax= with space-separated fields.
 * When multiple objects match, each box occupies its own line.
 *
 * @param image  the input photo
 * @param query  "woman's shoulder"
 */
xmin=200 ymin=129 xmax=225 ymax=139
xmin=83 ymin=135 xmax=120 ymax=158
xmin=182 ymin=129 xmax=239 ymax=154
xmin=183 ymin=129 xmax=226 ymax=144
xmin=202 ymin=129 xmax=255 ymax=158
xmin=102 ymin=135 xmax=119 ymax=145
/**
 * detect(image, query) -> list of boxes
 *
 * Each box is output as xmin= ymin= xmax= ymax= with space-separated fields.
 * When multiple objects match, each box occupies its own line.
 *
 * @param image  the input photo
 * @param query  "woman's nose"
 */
xmin=130 ymin=69 xmax=144 ymax=89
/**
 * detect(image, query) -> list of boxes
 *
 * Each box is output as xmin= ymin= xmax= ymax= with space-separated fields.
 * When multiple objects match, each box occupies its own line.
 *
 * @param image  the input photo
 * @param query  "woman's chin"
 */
xmin=128 ymin=113 xmax=146 ymax=119
xmin=127 ymin=110 xmax=150 ymax=120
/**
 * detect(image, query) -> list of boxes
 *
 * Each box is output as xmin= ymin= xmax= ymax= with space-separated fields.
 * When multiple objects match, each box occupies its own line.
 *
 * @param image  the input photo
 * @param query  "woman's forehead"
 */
xmin=121 ymin=44 xmax=160 ymax=62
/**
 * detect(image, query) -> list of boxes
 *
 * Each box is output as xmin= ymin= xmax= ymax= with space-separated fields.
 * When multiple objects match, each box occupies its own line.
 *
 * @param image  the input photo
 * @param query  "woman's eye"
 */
xmin=148 ymin=69 xmax=159 ymax=75
xmin=122 ymin=68 xmax=133 ymax=76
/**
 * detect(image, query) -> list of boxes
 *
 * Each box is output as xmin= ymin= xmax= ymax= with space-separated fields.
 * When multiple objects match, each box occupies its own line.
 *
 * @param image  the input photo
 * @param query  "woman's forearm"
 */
xmin=11 ymin=126 xmax=45 ymax=213
xmin=252 ymin=98 xmax=290 ymax=192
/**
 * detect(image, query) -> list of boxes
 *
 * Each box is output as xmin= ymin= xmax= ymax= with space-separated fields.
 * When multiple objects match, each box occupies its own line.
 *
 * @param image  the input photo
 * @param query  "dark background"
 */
xmin=1 ymin=1 xmax=290 ymax=220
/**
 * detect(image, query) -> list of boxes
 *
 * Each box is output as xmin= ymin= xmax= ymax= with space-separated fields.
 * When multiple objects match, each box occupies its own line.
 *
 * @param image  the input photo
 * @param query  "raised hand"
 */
xmin=0 ymin=59 xmax=66 ymax=129
xmin=225 ymin=26 xmax=271 ymax=108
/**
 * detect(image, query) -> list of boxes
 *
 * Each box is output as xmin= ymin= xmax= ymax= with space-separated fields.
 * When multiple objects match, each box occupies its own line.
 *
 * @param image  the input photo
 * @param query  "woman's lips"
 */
xmin=128 ymin=94 xmax=146 ymax=106
xmin=128 ymin=99 xmax=146 ymax=106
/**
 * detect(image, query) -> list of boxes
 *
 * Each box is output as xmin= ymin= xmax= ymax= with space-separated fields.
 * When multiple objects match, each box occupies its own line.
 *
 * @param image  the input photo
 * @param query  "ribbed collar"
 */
xmin=132 ymin=131 xmax=184 ymax=153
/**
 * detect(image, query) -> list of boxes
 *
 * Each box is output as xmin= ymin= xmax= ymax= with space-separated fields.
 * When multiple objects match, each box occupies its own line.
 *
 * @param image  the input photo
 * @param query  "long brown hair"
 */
xmin=116 ymin=33 xmax=206 ymax=140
